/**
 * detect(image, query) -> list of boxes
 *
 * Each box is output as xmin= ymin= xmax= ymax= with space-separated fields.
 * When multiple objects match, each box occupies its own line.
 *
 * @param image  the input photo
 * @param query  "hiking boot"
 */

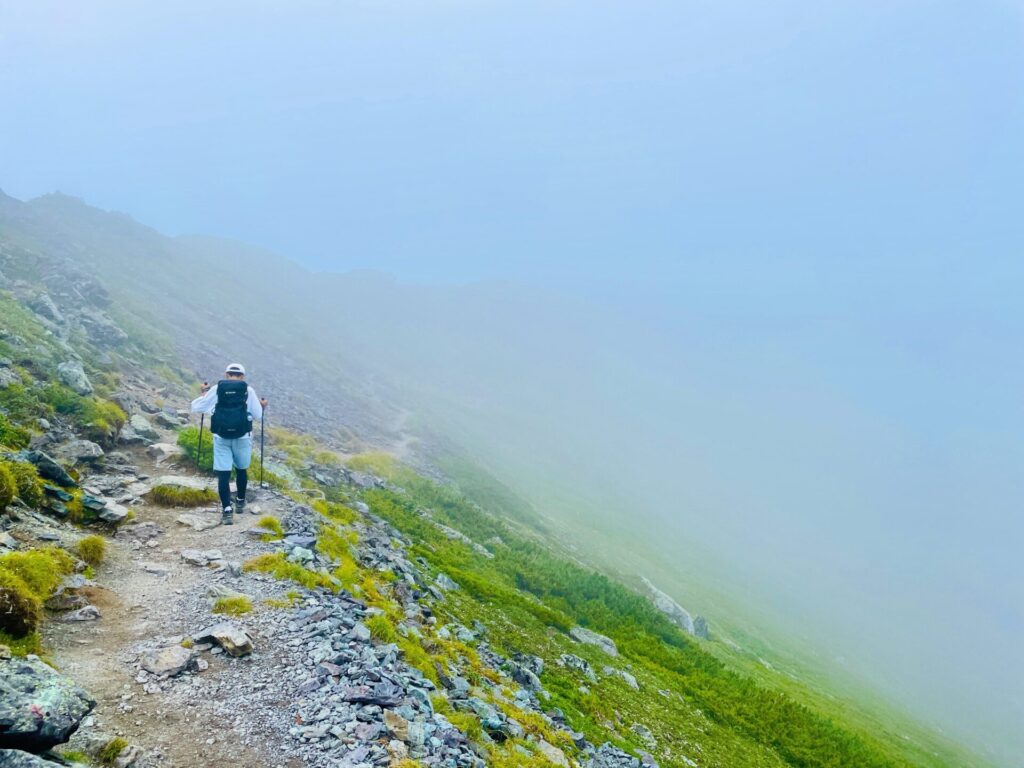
xmin=234 ymin=497 xmax=246 ymax=514
xmin=221 ymin=506 xmax=234 ymax=525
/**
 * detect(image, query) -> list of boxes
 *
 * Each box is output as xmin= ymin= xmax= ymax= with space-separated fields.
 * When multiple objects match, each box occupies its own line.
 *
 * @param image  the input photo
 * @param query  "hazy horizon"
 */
xmin=2 ymin=1 xmax=1022 ymax=763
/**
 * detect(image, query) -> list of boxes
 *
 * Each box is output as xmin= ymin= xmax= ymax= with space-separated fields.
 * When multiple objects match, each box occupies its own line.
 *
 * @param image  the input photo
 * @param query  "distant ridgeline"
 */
xmin=0 ymin=192 xmax=989 ymax=768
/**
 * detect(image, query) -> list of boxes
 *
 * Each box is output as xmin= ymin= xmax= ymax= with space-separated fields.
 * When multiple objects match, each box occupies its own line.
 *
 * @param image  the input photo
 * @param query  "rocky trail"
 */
xmin=2 ymin=379 xmax=649 ymax=768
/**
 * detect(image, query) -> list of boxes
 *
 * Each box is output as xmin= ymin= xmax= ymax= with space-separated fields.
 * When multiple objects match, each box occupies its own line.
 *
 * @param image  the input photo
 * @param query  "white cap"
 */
xmin=225 ymin=363 xmax=246 ymax=375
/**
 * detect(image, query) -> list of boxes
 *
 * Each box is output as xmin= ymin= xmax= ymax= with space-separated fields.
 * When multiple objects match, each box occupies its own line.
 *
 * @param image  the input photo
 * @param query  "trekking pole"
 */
xmin=197 ymin=413 xmax=205 ymax=471
xmin=259 ymin=402 xmax=266 ymax=488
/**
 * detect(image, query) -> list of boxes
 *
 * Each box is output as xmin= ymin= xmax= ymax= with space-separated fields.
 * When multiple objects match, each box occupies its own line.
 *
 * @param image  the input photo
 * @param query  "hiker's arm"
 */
xmin=190 ymin=387 xmax=217 ymax=414
xmin=247 ymin=386 xmax=264 ymax=422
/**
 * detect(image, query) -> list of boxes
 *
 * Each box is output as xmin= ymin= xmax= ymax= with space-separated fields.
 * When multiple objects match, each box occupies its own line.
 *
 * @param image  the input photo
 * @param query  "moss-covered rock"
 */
xmin=0 ymin=571 xmax=43 ymax=637
xmin=0 ymin=463 xmax=15 ymax=512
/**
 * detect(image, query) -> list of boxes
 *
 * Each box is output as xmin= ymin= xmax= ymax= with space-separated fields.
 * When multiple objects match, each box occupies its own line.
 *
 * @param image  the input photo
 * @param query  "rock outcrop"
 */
xmin=0 ymin=656 xmax=95 ymax=753
xmin=640 ymin=576 xmax=708 ymax=638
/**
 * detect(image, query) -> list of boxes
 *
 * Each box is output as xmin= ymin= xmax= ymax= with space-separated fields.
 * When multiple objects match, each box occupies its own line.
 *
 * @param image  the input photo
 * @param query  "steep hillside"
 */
xmin=0 ymin=195 xmax=992 ymax=768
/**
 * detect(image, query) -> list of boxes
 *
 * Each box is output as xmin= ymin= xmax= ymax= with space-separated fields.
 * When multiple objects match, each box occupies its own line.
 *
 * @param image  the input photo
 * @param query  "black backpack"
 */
xmin=210 ymin=380 xmax=252 ymax=438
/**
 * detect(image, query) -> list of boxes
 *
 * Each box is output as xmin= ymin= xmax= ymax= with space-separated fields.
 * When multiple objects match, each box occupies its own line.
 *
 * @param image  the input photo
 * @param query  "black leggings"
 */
xmin=217 ymin=469 xmax=248 ymax=509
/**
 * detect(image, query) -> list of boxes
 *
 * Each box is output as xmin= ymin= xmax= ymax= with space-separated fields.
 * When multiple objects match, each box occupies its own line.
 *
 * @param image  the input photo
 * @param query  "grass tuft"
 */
xmin=76 ymin=535 xmax=107 ymax=567
xmin=366 ymin=613 xmax=398 ymax=644
xmin=147 ymin=484 xmax=218 ymax=507
xmin=257 ymin=515 xmax=284 ymax=539
xmin=243 ymin=552 xmax=336 ymax=591
xmin=212 ymin=595 xmax=253 ymax=616
xmin=98 ymin=737 xmax=129 ymax=765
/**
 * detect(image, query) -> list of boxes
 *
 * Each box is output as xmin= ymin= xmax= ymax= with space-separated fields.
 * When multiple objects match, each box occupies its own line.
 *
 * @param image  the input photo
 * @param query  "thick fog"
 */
xmin=2 ymin=0 xmax=1022 ymax=762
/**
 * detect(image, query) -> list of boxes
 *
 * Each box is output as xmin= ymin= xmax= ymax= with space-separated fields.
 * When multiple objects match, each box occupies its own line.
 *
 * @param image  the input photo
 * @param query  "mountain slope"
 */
xmin=0 ymin=191 xmax=995 ymax=768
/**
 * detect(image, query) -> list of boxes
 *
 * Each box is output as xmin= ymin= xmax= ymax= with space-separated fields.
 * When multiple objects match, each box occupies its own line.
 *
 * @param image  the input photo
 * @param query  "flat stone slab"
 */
xmin=176 ymin=513 xmax=219 ymax=532
xmin=193 ymin=622 xmax=253 ymax=657
xmin=140 ymin=645 xmax=193 ymax=677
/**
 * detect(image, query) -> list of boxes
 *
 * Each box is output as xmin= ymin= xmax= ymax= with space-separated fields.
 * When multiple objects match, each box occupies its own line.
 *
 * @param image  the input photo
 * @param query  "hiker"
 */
xmin=190 ymin=363 xmax=267 ymax=525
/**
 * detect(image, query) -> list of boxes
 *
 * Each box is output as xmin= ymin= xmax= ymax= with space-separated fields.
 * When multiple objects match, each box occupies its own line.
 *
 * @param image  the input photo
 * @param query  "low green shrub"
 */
xmin=76 ymin=535 xmax=107 ymax=567
xmin=0 ymin=413 xmax=31 ymax=449
xmin=243 ymin=552 xmax=336 ymax=591
xmin=0 ymin=571 xmax=43 ymax=637
xmin=5 ymin=461 xmax=44 ymax=507
xmin=147 ymin=484 xmax=217 ymax=507
xmin=0 ymin=546 xmax=76 ymax=598
xmin=0 ymin=463 xmax=15 ymax=511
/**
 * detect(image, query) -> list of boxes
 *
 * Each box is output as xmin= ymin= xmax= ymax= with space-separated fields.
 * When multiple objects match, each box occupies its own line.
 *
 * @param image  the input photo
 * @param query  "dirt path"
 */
xmin=44 ymin=448 xmax=304 ymax=768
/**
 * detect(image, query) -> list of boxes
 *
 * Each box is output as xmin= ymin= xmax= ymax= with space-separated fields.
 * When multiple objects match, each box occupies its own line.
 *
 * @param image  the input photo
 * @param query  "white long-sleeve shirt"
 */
xmin=190 ymin=382 xmax=263 ymax=423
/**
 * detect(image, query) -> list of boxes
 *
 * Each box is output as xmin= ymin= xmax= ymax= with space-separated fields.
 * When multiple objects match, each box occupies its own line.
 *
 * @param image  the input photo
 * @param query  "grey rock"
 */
xmin=603 ymin=666 xmax=639 ymax=690
xmin=0 ymin=655 xmax=96 ymax=752
xmin=28 ymin=293 xmax=64 ymax=324
xmin=127 ymin=415 xmax=159 ymax=441
xmin=175 ymin=514 xmax=218 ymax=532
xmin=435 ymin=573 xmax=459 ymax=591
xmin=585 ymin=743 xmax=643 ymax=768
xmin=640 ymin=576 xmax=698 ymax=637
xmin=537 ymin=740 xmax=570 ymax=767
xmin=140 ymin=645 xmax=193 ymax=677
xmin=0 ymin=749 xmax=75 ymax=766
xmin=15 ymin=451 xmax=76 ymax=488
xmin=693 ymin=615 xmax=709 ymax=639
xmin=97 ymin=502 xmax=128 ymax=524
xmin=569 ymin=626 xmax=619 ymax=657
xmin=152 ymin=412 xmax=184 ymax=429
xmin=180 ymin=549 xmax=222 ymax=566
xmin=193 ymin=622 xmax=253 ymax=657
xmin=52 ymin=440 xmax=104 ymax=465
xmin=146 ymin=443 xmax=184 ymax=464
xmin=78 ymin=308 xmax=127 ymax=347
xmin=56 ymin=360 xmax=92 ymax=396
xmin=62 ymin=605 xmax=101 ymax=622
xmin=0 ymin=368 xmax=19 ymax=389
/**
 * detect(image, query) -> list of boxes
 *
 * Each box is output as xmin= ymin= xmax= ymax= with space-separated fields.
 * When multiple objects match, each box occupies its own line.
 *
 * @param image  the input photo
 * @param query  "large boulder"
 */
xmin=51 ymin=440 xmax=104 ymax=466
xmin=120 ymin=415 xmax=158 ymax=445
xmin=27 ymin=293 xmax=64 ymax=325
xmin=0 ymin=749 xmax=82 ymax=766
xmin=640 ymin=576 xmax=696 ymax=635
xmin=0 ymin=656 xmax=95 ymax=752
xmin=14 ymin=452 xmax=76 ymax=488
xmin=77 ymin=309 xmax=127 ymax=348
xmin=569 ymin=626 xmax=619 ymax=657
xmin=55 ymin=362 xmax=92 ymax=396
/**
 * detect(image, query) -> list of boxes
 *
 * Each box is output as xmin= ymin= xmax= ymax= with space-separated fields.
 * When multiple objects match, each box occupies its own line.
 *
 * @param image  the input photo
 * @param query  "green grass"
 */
xmin=99 ymin=737 xmax=129 ymax=765
xmin=212 ymin=595 xmax=253 ymax=616
xmin=76 ymin=535 xmax=107 ymax=567
xmin=365 ymin=613 xmax=399 ymax=644
xmin=0 ymin=629 xmax=43 ymax=656
xmin=243 ymin=552 xmax=336 ymax=591
xmin=358 ymin=473 xmax=942 ymax=768
xmin=147 ymin=484 xmax=218 ymax=507
xmin=257 ymin=515 xmax=284 ymax=539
